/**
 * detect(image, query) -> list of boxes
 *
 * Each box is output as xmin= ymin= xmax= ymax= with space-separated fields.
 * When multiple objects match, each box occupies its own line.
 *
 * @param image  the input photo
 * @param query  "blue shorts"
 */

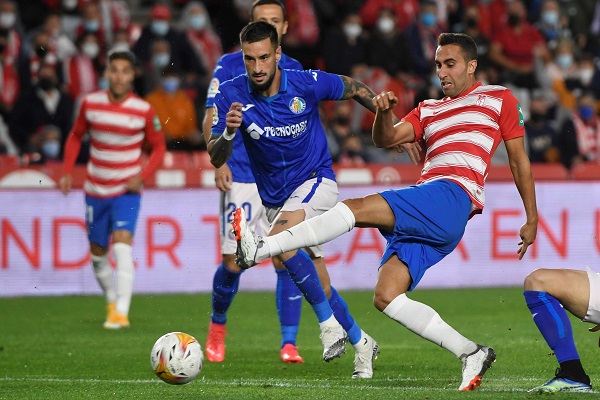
xmin=85 ymin=193 xmax=141 ymax=248
xmin=378 ymin=179 xmax=471 ymax=291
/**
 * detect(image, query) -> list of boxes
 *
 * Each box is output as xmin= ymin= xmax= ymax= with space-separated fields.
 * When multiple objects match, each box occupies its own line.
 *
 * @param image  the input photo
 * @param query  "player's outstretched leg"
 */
xmin=234 ymin=208 xmax=346 ymax=361
xmin=205 ymin=262 xmax=241 ymax=362
xmin=328 ymin=287 xmax=378 ymax=377
xmin=91 ymin=252 xmax=117 ymax=327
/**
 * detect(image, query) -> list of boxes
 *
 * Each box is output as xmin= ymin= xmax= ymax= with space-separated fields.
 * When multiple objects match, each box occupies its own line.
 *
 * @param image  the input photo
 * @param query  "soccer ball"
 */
xmin=150 ymin=332 xmax=203 ymax=385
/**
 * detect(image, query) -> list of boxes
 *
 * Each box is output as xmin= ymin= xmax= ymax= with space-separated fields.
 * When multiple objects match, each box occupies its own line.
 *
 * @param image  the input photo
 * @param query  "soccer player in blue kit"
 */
xmin=208 ymin=21 xmax=420 ymax=378
xmin=202 ymin=0 xmax=305 ymax=365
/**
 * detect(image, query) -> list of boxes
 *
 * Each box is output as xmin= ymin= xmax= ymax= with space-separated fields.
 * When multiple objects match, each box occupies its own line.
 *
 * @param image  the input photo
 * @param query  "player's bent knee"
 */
xmin=373 ymin=290 xmax=395 ymax=312
xmin=524 ymin=268 xmax=550 ymax=291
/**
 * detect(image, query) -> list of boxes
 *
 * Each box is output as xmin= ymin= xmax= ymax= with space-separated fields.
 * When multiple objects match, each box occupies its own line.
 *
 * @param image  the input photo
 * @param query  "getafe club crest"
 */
xmin=289 ymin=97 xmax=306 ymax=114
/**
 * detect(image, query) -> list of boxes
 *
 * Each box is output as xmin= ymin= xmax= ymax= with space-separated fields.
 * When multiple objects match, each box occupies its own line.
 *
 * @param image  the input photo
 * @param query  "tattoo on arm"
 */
xmin=275 ymin=219 xmax=288 ymax=226
xmin=339 ymin=76 xmax=400 ymax=123
xmin=208 ymin=135 xmax=233 ymax=168
xmin=340 ymin=75 xmax=377 ymax=113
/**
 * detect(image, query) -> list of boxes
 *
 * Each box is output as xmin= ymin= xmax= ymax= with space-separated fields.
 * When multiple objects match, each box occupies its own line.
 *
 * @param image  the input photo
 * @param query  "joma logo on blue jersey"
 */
xmin=246 ymin=120 xmax=308 ymax=140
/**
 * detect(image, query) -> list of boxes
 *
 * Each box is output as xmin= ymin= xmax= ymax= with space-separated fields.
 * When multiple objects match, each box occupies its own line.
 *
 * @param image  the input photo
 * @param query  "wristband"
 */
xmin=223 ymin=128 xmax=236 ymax=141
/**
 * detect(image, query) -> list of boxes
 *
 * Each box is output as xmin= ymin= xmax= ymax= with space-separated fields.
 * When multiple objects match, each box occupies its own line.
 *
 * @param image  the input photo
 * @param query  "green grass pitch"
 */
xmin=0 ymin=288 xmax=598 ymax=399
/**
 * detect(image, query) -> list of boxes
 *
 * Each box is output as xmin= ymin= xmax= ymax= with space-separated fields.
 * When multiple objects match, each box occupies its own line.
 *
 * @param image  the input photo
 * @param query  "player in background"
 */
xmin=233 ymin=32 xmax=538 ymax=390
xmin=60 ymin=49 xmax=166 ymax=329
xmin=210 ymin=21 xmax=421 ymax=378
xmin=201 ymin=0 xmax=305 ymax=364
xmin=524 ymin=268 xmax=597 ymax=393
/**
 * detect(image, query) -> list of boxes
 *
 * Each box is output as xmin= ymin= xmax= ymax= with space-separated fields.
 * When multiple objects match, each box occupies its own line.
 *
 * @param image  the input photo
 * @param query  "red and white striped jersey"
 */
xmin=403 ymin=82 xmax=524 ymax=212
xmin=63 ymin=90 xmax=165 ymax=197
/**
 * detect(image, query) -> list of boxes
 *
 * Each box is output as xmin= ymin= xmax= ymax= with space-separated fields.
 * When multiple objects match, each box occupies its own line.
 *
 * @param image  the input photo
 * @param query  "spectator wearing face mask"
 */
xmin=180 ymin=1 xmax=222 ymax=73
xmin=132 ymin=4 xmax=204 ymax=81
xmin=534 ymin=0 xmax=572 ymax=52
xmin=460 ymin=4 xmax=491 ymax=71
xmin=359 ymin=0 xmax=419 ymax=33
xmin=489 ymin=0 xmax=547 ymax=90
xmin=558 ymin=92 xmax=600 ymax=170
xmin=366 ymin=7 xmax=414 ymax=83
xmin=525 ymin=94 xmax=559 ymax=163
xmin=145 ymin=66 xmax=203 ymax=151
xmin=19 ymin=30 xmax=61 ymax=92
xmin=9 ymin=63 xmax=74 ymax=158
xmin=405 ymin=0 xmax=444 ymax=81
xmin=75 ymin=2 xmax=107 ymax=52
xmin=25 ymin=124 xmax=64 ymax=164
xmin=0 ymin=0 xmax=22 ymax=67
xmin=321 ymin=12 xmax=367 ymax=77
xmin=63 ymin=32 xmax=101 ymax=101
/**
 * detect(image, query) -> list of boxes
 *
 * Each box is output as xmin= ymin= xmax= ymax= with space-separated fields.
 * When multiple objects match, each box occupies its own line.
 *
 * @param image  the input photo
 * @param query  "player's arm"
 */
xmin=372 ymin=91 xmax=416 ymax=147
xmin=208 ymin=102 xmax=243 ymax=168
xmin=505 ymin=136 xmax=538 ymax=260
xmin=338 ymin=76 xmax=421 ymax=164
xmin=60 ymin=101 xmax=88 ymax=195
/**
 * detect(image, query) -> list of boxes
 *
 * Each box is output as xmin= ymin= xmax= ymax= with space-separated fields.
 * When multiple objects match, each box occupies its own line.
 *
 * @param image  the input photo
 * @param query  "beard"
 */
xmin=249 ymin=68 xmax=276 ymax=92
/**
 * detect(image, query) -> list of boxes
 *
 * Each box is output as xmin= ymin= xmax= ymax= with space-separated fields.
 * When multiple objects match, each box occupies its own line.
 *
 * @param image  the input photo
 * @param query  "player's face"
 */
xmin=434 ymin=44 xmax=477 ymax=98
xmin=251 ymin=4 xmax=288 ymax=45
xmin=243 ymin=38 xmax=281 ymax=92
xmin=106 ymin=59 xmax=134 ymax=100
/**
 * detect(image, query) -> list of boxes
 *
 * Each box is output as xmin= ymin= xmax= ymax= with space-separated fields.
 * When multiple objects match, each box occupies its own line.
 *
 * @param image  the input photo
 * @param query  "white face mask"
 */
xmin=0 ymin=12 xmax=16 ymax=28
xmin=377 ymin=17 xmax=395 ymax=34
xmin=188 ymin=14 xmax=207 ymax=31
xmin=63 ymin=0 xmax=78 ymax=10
xmin=580 ymin=68 xmax=595 ymax=85
xmin=343 ymin=23 xmax=362 ymax=39
xmin=82 ymin=42 xmax=99 ymax=58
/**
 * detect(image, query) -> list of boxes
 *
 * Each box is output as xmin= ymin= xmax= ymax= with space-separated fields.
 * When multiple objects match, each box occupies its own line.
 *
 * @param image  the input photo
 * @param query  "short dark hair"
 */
xmin=240 ymin=21 xmax=278 ymax=49
xmin=107 ymin=49 xmax=136 ymax=67
xmin=251 ymin=0 xmax=287 ymax=21
xmin=437 ymin=33 xmax=478 ymax=62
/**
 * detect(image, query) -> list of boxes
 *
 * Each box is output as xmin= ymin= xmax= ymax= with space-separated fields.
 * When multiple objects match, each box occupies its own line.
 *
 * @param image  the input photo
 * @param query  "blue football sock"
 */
xmin=283 ymin=250 xmax=332 ymax=323
xmin=329 ymin=287 xmax=361 ymax=345
xmin=211 ymin=263 xmax=242 ymax=324
xmin=524 ymin=290 xmax=580 ymax=363
xmin=276 ymin=268 xmax=302 ymax=347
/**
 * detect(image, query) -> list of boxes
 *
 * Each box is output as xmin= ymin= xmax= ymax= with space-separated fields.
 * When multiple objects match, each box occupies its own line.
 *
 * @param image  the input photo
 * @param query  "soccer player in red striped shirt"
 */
xmin=233 ymin=32 xmax=538 ymax=390
xmin=60 ymin=49 xmax=166 ymax=329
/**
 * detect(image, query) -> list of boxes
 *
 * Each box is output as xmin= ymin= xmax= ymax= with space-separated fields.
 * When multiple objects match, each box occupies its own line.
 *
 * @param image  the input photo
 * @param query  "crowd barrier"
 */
xmin=1 ymin=166 xmax=599 ymax=296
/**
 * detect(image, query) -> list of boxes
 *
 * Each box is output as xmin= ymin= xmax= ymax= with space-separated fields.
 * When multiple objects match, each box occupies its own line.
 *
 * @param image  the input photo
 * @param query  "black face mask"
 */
xmin=530 ymin=112 xmax=546 ymax=123
xmin=507 ymin=14 xmax=521 ymax=27
xmin=38 ymin=77 xmax=55 ymax=91
xmin=35 ymin=46 xmax=48 ymax=58
xmin=347 ymin=149 xmax=362 ymax=158
xmin=465 ymin=18 xmax=478 ymax=28
xmin=0 ymin=43 xmax=5 ymax=54
xmin=335 ymin=116 xmax=350 ymax=126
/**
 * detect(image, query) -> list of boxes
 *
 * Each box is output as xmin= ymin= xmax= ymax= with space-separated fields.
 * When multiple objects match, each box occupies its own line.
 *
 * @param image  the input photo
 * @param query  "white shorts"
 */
xmin=265 ymin=177 xmax=339 ymax=258
xmin=584 ymin=267 xmax=600 ymax=324
xmin=219 ymin=182 xmax=270 ymax=255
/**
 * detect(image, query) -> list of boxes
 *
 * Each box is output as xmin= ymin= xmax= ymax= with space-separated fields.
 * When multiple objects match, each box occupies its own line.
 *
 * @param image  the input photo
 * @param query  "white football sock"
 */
xmin=383 ymin=294 xmax=478 ymax=358
xmin=318 ymin=314 xmax=341 ymax=330
xmin=352 ymin=330 xmax=369 ymax=352
xmin=113 ymin=243 xmax=135 ymax=316
xmin=259 ymin=202 xmax=356 ymax=261
xmin=91 ymin=253 xmax=116 ymax=303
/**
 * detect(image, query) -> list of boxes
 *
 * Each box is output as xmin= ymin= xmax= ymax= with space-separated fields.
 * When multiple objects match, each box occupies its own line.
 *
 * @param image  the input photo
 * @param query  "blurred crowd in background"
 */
xmin=0 ymin=0 xmax=599 ymax=171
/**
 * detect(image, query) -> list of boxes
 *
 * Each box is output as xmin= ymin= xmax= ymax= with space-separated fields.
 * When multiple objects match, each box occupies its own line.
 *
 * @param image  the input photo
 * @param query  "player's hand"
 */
xmin=517 ymin=221 xmax=537 ymax=260
xmin=59 ymin=174 xmax=72 ymax=195
xmin=226 ymin=102 xmax=243 ymax=135
xmin=126 ymin=174 xmax=143 ymax=193
xmin=372 ymin=91 xmax=398 ymax=111
xmin=215 ymin=163 xmax=233 ymax=192
xmin=395 ymin=142 xmax=422 ymax=165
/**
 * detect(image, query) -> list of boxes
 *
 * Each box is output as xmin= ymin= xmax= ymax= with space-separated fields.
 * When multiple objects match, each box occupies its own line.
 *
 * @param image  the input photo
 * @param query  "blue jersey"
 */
xmin=212 ymin=69 xmax=344 ymax=208
xmin=206 ymin=51 xmax=302 ymax=183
